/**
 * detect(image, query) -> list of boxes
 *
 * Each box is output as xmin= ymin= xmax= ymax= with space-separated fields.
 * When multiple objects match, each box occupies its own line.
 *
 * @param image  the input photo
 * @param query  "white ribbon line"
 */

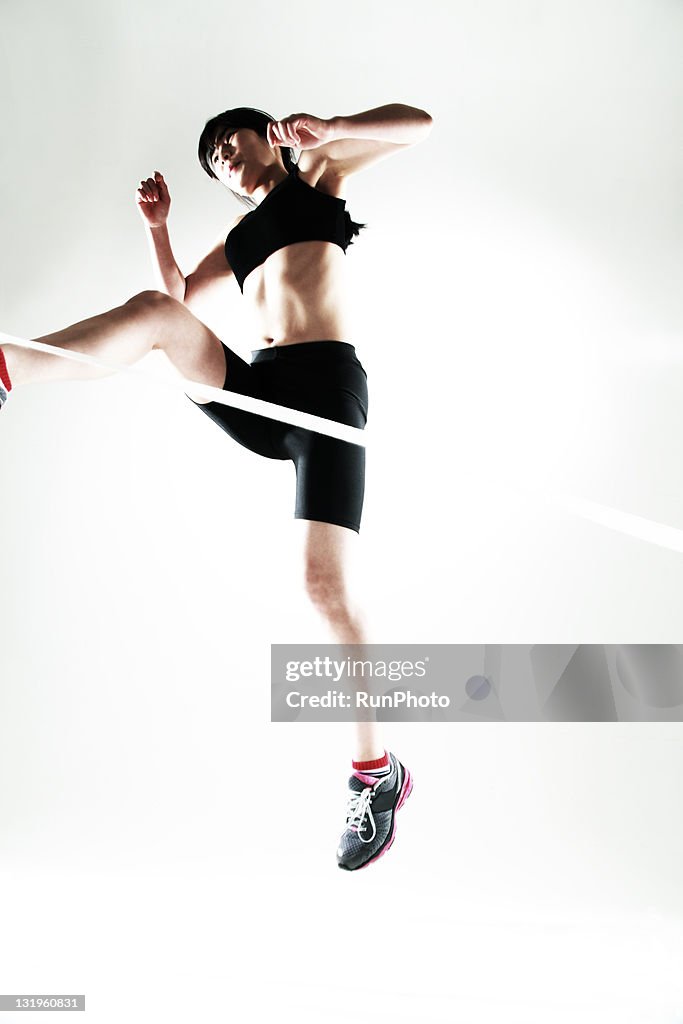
xmin=8 ymin=337 xmax=683 ymax=554
xmin=556 ymin=493 xmax=683 ymax=554
xmin=490 ymin=470 xmax=683 ymax=556
xmin=3 ymin=335 xmax=367 ymax=447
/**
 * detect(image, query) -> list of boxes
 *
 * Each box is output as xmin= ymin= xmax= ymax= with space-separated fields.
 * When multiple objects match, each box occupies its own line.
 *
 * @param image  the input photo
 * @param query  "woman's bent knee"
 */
xmin=125 ymin=289 xmax=178 ymax=310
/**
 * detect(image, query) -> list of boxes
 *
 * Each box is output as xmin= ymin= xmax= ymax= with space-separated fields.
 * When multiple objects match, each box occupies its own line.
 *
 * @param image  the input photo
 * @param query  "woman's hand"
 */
xmin=267 ymin=114 xmax=336 ymax=151
xmin=135 ymin=171 xmax=171 ymax=228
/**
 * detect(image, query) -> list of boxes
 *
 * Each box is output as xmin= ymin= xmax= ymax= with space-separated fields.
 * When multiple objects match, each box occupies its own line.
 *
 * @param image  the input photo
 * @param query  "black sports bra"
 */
xmin=224 ymin=165 xmax=357 ymax=292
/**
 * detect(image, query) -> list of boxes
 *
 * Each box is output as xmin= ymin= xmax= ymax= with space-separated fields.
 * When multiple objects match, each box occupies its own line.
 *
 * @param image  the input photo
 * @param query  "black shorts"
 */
xmin=186 ymin=340 xmax=368 ymax=532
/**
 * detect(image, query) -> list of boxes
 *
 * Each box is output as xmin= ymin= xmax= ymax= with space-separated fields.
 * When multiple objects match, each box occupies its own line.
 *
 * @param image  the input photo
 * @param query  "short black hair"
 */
xmin=198 ymin=106 xmax=296 ymax=208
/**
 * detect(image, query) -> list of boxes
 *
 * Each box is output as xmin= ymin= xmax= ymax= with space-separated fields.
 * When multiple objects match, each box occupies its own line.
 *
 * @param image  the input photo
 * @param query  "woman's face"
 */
xmin=210 ymin=127 xmax=283 ymax=195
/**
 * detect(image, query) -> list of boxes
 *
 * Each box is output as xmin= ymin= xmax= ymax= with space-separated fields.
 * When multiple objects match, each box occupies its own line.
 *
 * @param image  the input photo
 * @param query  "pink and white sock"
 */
xmin=352 ymin=750 xmax=391 ymax=784
xmin=0 ymin=346 xmax=12 ymax=394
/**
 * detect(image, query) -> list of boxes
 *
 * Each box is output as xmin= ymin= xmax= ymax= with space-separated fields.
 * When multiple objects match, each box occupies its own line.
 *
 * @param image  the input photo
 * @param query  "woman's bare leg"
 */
xmin=1 ymin=290 xmax=226 ymax=402
xmin=298 ymin=519 xmax=384 ymax=762
xmin=299 ymin=520 xmax=414 ymax=870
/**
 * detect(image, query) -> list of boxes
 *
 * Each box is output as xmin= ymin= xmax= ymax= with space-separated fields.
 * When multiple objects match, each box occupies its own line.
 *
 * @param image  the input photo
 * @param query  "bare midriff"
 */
xmin=241 ymin=238 xmax=352 ymax=349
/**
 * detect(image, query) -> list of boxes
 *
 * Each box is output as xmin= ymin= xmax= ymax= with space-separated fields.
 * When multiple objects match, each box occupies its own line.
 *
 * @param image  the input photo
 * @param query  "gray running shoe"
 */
xmin=336 ymin=752 xmax=413 ymax=871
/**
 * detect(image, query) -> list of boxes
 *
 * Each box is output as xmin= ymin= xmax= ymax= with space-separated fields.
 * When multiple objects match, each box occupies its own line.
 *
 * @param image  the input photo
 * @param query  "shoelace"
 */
xmin=346 ymin=786 xmax=377 ymax=844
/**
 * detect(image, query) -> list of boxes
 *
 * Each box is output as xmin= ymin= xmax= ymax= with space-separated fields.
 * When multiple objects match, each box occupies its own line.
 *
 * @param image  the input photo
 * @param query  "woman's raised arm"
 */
xmin=270 ymin=104 xmax=433 ymax=180
xmin=136 ymin=170 xmax=186 ymax=301
xmin=136 ymin=170 xmax=237 ymax=309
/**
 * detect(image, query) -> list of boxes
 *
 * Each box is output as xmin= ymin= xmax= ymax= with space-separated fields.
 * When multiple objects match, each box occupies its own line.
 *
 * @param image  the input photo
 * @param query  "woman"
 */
xmin=0 ymin=101 xmax=433 ymax=870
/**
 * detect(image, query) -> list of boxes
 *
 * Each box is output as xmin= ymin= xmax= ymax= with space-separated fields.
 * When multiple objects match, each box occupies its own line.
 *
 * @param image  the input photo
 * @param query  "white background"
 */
xmin=1 ymin=1 xmax=683 ymax=1021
